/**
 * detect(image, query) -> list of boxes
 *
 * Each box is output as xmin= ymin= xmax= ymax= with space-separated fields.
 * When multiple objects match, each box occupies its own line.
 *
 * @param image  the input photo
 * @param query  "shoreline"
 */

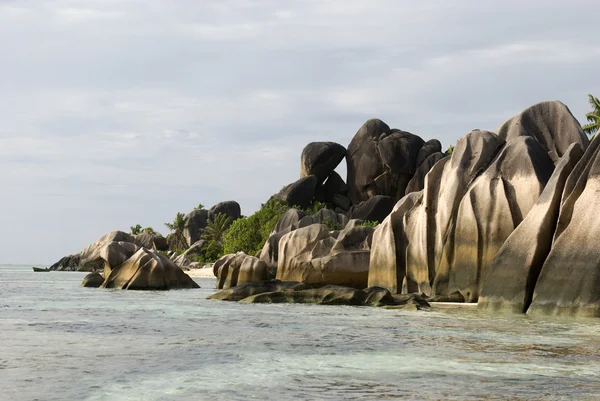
xmin=185 ymin=267 xmax=216 ymax=278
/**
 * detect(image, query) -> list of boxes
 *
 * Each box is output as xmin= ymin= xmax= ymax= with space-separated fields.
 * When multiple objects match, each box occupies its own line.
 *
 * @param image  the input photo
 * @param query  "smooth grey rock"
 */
xmin=300 ymin=142 xmax=346 ymax=184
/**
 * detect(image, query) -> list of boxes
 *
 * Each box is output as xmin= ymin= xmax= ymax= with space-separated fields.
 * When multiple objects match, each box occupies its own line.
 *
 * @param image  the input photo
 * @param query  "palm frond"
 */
xmin=589 ymin=94 xmax=600 ymax=112
xmin=586 ymin=113 xmax=600 ymax=123
xmin=582 ymin=122 xmax=600 ymax=136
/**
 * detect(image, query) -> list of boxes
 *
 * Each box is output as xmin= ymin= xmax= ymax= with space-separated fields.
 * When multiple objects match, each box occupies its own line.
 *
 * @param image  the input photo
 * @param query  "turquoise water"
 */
xmin=1 ymin=265 xmax=599 ymax=401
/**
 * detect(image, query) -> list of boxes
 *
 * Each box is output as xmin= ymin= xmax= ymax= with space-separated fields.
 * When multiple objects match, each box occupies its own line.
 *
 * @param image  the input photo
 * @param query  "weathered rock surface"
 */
xmin=276 ymin=223 xmax=374 ymax=288
xmin=275 ymin=175 xmax=318 ymax=209
xmin=368 ymin=191 xmax=424 ymax=293
xmin=433 ymin=136 xmax=554 ymax=301
xmin=300 ymin=142 xmax=346 ymax=184
xmin=132 ymin=233 xmax=168 ymax=251
xmin=208 ymin=280 xmax=309 ymax=301
xmin=346 ymin=119 xmax=427 ymax=204
xmin=416 ymin=139 xmax=442 ymax=167
xmin=368 ymin=107 xmax=573 ymax=303
xmin=74 ymin=230 xmax=135 ymax=271
xmin=209 ymin=281 xmax=430 ymax=308
xmin=81 ymin=272 xmax=104 ymax=288
xmin=215 ymin=252 xmax=271 ymax=289
xmin=497 ymin=100 xmax=588 ymax=161
xmin=183 ymin=209 xmax=209 ymax=247
xmin=478 ymin=143 xmax=584 ymax=313
xmin=405 ymin=152 xmax=446 ymax=194
xmin=298 ymin=208 xmax=348 ymax=229
xmin=322 ymin=171 xmax=348 ymax=200
xmin=100 ymin=241 xmax=140 ymax=276
xmin=208 ymin=201 xmax=241 ymax=222
xmin=49 ymin=254 xmax=81 ymax=271
xmin=100 ymin=248 xmax=199 ymax=290
xmin=527 ymin=137 xmax=600 ymax=317
xmin=347 ymin=195 xmax=395 ymax=223
xmin=240 ymin=285 xmax=369 ymax=305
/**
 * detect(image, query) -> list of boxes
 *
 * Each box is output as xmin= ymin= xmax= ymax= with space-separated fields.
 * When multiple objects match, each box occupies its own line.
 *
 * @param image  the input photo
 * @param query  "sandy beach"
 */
xmin=185 ymin=266 xmax=216 ymax=278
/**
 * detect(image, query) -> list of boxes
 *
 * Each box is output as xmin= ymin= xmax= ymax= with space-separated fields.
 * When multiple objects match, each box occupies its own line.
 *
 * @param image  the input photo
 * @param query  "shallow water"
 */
xmin=1 ymin=265 xmax=599 ymax=401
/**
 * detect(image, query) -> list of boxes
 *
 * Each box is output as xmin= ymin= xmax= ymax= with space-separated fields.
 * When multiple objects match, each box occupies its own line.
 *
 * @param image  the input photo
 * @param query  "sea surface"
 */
xmin=1 ymin=265 xmax=599 ymax=401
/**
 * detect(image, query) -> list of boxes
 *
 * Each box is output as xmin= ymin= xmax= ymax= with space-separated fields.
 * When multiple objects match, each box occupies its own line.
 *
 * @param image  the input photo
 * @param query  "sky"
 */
xmin=1 ymin=0 xmax=599 ymax=264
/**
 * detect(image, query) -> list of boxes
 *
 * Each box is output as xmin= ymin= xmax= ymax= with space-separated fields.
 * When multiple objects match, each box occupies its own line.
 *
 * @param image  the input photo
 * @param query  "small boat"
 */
xmin=32 ymin=267 xmax=51 ymax=272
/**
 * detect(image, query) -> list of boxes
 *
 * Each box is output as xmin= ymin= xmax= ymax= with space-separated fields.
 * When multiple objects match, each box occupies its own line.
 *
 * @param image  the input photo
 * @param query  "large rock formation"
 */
xmin=368 ymin=101 xmax=589 ymax=303
xmin=49 ymin=254 xmax=81 ymax=271
xmin=208 ymin=201 xmax=241 ymax=222
xmin=432 ymin=136 xmax=554 ymax=301
xmin=300 ymin=142 xmax=346 ymax=184
xmin=214 ymin=252 xmax=271 ymax=289
xmin=183 ymin=208 xmax=209 ymax=247
xmin=100 ymin=247 xmax=199 ymax=290
xmin=274 ymin=175 xmax=318 ymax=209
xmin=478 ymin=143 xmax=584 ymax=313
xmin=347 ymin=195 xmax=395 ymax=223
xmin=276 ymin=222 xmax=374 ymax=288
xmin=526 ymin=137 xmax=600 ymax=317
xmin=257 ymin=208 xmax=347 ymax=268
xmin=346 ymin=120 xmax=427 ymax=204
xmin=497 ymin=100 xmax=589 ymax=161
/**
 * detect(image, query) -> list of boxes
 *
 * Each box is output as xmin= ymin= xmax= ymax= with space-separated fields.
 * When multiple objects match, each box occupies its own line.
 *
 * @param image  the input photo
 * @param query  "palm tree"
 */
xmin=165 ymin=212 xmax=188 ymax=251
xmin=130 ymin=224 xmax=143 ymax=235
xmin=583 ymin=94 xmax=600 ymax=138
xmin=201 ymin=213 xmax=233 ymax=245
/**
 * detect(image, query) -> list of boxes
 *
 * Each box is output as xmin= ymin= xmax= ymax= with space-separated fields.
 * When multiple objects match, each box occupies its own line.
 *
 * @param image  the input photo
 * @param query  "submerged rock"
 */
xmin=240 ymin=285 xmax=368 ymax=305
xmin=209 ymin=281 xmax=431 ymax=308
xmin=81 ymin=272 xmax=104 ymax=288
xmin=208 ymin=280 xmax=310 ymax=301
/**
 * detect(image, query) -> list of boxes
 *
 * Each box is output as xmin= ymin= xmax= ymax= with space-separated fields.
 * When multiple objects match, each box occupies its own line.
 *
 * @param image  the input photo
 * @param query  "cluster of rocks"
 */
xmin=365 ymin=101 xmax=594 ymax=317
xmin=215 ymin=100 xmax=600 ymax=318
xmin=49 ymin=98 xmax=600 ymax=318
xmin=50 ymin=200 xmax=243 ymax=272
xmin=78 ymin=232 xmax=198 ymax=290
xmin=209 ymin=280 xmax=429 ymax=310
xmin=274 ymin=127 xmax=447 ymax=223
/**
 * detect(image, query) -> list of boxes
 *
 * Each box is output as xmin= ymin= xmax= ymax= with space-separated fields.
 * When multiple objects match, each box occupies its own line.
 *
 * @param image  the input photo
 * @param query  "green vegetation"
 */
xmin=583 ymin=94 xmax=600 ymax=138
xmin=222 ymin=198 xmax=291 ymax=256
xmin=202 ymin=213 xmax=233 ymax=244
xmin=130 ymin=224 xmax=143 ymax=235
xmin=357 ymin=220 xmax=379 ymax=227
xmin=446 ymin=145 xmax=455 ymax=155
xmin=143 ymin=226 xmax=157 ymax=235
xmin=165 ymin=212 xmax=188 ymax=252
xmin=322 ymin=216 xmax=342 ymax=231
xmin=196 ymin=203 xmax=205 ymax=210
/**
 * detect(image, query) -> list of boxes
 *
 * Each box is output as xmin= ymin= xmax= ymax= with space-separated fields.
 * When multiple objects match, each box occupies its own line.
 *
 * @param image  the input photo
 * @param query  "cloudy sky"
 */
xmin=1 ymin=0 xmax=599 ymax=264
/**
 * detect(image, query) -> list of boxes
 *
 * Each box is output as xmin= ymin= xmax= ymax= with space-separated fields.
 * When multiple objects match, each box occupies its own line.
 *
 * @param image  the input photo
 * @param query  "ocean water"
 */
xmin=1 ymin=265 xmax=599 ymax=401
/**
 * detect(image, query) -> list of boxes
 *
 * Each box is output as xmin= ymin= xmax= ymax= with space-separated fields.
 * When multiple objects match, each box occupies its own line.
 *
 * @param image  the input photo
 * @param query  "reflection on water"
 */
xmin=1 ymin=266 xmax=599 ymax=401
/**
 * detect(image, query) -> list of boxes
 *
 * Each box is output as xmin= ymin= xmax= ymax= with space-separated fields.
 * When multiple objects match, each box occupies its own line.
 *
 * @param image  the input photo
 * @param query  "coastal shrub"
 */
xmin=322 ymin=216 xmax=342 ymax=231
xmin=222 ymin=198 xmax=290 ymax=255
xmin=357 ymin=220 xmax=379 ymax=228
